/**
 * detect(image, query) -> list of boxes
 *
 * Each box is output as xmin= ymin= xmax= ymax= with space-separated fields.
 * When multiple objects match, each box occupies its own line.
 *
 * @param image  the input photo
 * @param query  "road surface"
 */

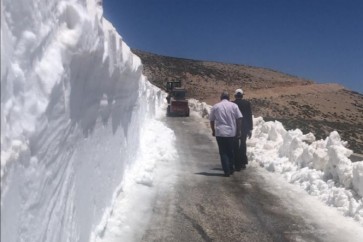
xmin=141 ymin=114 xmax=358 ymax=242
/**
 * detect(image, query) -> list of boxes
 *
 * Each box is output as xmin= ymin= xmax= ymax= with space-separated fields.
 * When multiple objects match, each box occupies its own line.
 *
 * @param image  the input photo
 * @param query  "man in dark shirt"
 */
xmin=233 ymin=89 xmax=253 ymax=170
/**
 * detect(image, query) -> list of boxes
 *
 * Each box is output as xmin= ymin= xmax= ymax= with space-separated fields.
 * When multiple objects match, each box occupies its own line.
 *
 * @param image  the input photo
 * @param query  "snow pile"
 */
xmin=188 ymin=98 xmax=211 ymax=118
xmin=189 ymin=99 xmax=363 ymax=225
xmin=1 ymin=0 xmax=174 ymax=241
xmin=91 ymin=118 xmax=178 ymax=242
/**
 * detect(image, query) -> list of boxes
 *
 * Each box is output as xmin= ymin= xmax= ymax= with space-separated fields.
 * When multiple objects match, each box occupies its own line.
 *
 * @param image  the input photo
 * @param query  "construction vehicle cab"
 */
xmin=165 ymin=80 xmax=182 ymax=92
xmin=165 ymin=81 xmax=190 ymax=117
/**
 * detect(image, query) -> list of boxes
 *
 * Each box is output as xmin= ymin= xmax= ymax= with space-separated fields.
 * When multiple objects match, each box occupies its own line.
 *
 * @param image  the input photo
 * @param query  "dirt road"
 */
xmin=140 ymin=114 xmax=349 ymax=242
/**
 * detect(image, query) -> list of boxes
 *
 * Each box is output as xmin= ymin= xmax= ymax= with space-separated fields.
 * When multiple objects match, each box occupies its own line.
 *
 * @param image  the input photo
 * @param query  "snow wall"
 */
xmin=1 ymin=0 xmax=164 ymax=241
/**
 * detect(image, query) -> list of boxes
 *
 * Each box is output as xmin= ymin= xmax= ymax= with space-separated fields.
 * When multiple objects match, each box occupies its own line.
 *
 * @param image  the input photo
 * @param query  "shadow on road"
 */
xmin=195 ymin=172 xmax=225 ymax=177
xmin=210 ymin=167 xmax=223 ymax=171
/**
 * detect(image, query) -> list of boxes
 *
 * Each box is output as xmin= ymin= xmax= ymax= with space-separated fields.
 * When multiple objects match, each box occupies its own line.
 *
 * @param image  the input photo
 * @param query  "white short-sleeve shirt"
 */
xmin=209 ymin=99 xmax=243 ymax=137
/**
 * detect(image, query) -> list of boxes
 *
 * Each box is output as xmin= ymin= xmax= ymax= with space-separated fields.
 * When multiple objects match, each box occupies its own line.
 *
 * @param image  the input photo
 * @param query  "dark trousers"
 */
xmin=216 ymin=137 xmax=235 ymax=175
xmin=234 ymin=133 xmax=248 ymax=170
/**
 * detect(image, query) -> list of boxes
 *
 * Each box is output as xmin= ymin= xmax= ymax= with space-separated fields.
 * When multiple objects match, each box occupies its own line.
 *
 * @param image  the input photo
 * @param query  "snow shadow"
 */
xmin=69 ymin=50 xmax=139 ymax=137
xmin=195 ymin=172 xmax=226 ymax=177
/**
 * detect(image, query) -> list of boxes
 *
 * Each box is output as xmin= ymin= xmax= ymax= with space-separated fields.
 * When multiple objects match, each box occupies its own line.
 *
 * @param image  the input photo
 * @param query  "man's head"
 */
xmin=220 ymin=90 xmax=230 ymax=100
xmin=234 ymin=88 xmax=244 ymax=99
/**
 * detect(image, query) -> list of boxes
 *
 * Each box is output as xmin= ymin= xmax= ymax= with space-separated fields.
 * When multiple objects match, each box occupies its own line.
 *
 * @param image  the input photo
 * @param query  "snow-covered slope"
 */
xmin=1 ymin=0 xmax=172 ymax=241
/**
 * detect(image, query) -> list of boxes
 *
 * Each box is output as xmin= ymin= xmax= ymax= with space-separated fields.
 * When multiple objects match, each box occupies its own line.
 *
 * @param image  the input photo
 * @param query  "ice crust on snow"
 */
xmin=1 ymin=0 xmax=176 ymax=241
xmin=189 ymin=99 xmax=363 ymax=225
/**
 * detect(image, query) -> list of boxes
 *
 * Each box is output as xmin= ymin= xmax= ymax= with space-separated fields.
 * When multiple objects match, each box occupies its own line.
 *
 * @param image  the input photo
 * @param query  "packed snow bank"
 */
xmin=189 ymin=98 xmax=363 ymax=225
xmin=1 ymin=0 xmax=172 ymax=241
xmin=91 ymin=117 xmax=178 ymax=242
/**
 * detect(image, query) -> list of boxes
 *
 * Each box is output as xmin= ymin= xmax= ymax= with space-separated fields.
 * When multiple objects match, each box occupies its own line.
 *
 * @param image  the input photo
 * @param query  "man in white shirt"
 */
xmin=209 ymin=91 xmax=242 ymax=177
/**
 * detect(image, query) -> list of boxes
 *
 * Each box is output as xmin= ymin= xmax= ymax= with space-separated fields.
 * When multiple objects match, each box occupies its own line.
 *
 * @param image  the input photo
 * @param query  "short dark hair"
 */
xmin=220 ymin=91 xmax=229 ymax=100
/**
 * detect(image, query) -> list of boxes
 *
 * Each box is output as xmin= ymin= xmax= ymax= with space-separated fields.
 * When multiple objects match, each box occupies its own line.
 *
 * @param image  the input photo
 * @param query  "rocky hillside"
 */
xmin=133 ymin=49 xmax=363 ymax=153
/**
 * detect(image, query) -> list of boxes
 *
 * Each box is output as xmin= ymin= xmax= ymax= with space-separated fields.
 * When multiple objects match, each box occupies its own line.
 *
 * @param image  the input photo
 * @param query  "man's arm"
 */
xmin=236 ymin=118 xmax=242 ymax=138
xmin=234 ymin=104 xmax=243 ymax=138
xmin=210 ymin=121 xmax=215 ymax=136
xmin=247 ymin=102 xmax=253 ymax=138
xmin=209 ymin=106 xmax=216 ymax=136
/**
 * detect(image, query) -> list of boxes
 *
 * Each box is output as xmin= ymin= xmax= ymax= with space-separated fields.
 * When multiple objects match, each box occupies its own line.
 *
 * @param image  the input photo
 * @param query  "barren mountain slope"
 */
xmin=133 ymin=49 xmax=363 ymax=153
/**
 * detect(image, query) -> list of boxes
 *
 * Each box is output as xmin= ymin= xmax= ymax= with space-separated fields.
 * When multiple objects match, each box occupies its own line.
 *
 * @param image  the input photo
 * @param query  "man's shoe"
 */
xmin=224 ymin=173 xmax=230 ymax=177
